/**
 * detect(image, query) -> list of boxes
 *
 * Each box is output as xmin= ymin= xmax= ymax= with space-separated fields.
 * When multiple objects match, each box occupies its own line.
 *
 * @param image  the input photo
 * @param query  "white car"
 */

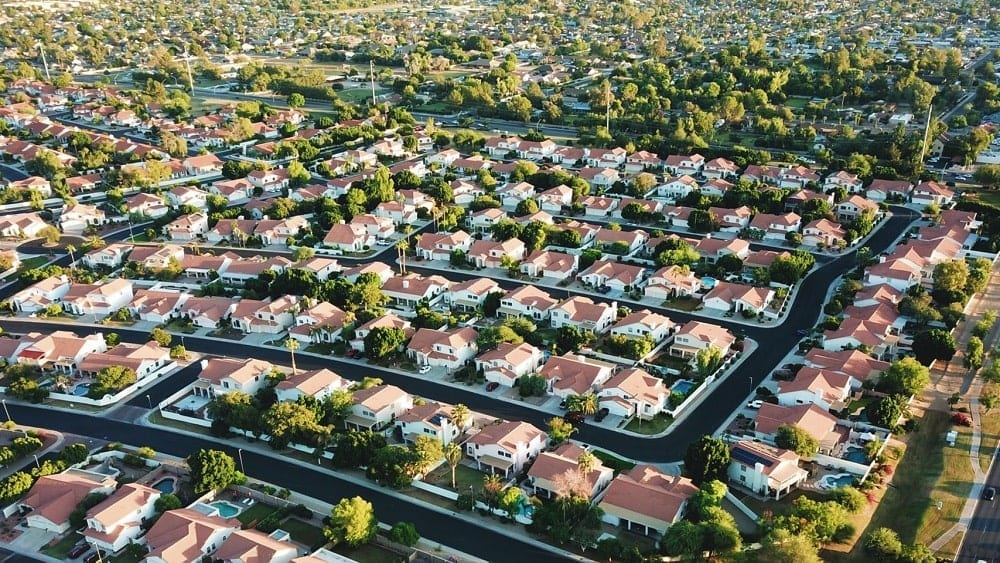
xmin=747 ymin=400 xmax=763 ymax=409
xmin=418 ymin=365 xmax=432 ymax=374
xmin=376 ymin=239 xmax=391 ymax=246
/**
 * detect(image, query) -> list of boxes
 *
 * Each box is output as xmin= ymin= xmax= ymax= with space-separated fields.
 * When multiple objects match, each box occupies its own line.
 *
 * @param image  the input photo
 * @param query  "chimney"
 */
xmin=402 ymin=280 xmax=409 ymax=289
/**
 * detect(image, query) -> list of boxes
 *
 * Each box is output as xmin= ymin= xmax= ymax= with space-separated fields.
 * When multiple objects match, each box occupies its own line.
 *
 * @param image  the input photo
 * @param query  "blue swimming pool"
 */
xmin=152 ymin=478 xmax=176 ymax=494
xmin=210 ymin=501 xmax=242 ymax=518
xmin=670 ymin=379 xmax=695 ymax=395
xmin=73 ymin=383 xmax=91 ymax=396
xmin=844 ymin=447 xmax=869 ymax=464
xmin=701 ymin=276 xmax=718 ymax=289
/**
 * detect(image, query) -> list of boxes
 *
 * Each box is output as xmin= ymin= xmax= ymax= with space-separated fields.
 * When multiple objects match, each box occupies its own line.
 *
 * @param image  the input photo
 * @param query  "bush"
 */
xmin=455 ymin=493 xmax=474 ymax=511
xmin=388 ymin=521 xmax=420 ymax=547
xmin=122 ymin=453 xmax=147 ymax=468
xmin=291 ymin=503 xmax=312 ymax=519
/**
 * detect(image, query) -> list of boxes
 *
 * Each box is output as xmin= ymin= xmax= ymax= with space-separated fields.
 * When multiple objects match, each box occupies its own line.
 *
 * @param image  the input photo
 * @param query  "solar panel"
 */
xmin=732 ymin=446 xmax=775 ymax=468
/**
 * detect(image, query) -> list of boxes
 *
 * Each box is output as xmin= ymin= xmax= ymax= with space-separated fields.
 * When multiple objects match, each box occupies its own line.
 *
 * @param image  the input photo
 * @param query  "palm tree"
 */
xmin=577 ymin=450 xmax=596 ymax=476
xmin=482 ymin=473 xmax=504 ymax=508
xmin=65 ymin=244 xmax=76 ymax=281
xmin=396 ymin=240 xmax=409 ymax=275
xmin=284 ymin=338 xmax=300 ymax=375
xmin=450 ymin=403 xmax=471 ymax=431
xmin=571 ymin=393 xmax=599 ymax=416
xmin=444 ymin=442 xmax=462 ymax=489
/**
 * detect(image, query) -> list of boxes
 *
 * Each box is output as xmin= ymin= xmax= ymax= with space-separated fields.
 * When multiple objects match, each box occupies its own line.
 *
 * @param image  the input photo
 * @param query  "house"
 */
xmin=9 ymin=176 xmax=52 ymax=197
xmin=802 ymin=219 xmax=847 ymax=247
xmin=776 ymin=367 xmax=856 ymax=411
xmin=578 ymin=166 xmax=619 ymax=188
xmin=610 ymin=310 xmax=676 ymax=343
xmin=59 ymin=203 xmax=106 ymax=233
xmin=210 ymin=178 xmax=253 ymax=203
xmin=528 ymin=443 xmax=614 ymax=500
xmin=753 ymin=403 xmax=841 ymax=453
xmin=214 ymin=529 xmax=297 ymax=563
xmin=615 ymin=198 xmax=663 ymax=220
xmin=553 ymin=220 xmax=599 ymax=246
xmin=381 ymin=273 xmax=450 ymax=308
xmin=407 ymin=327 xmax=479 ymax=370
xmin=287 ymin=302 xmax=349 ymax=344
xmin=728 ymin=441 xmax=808 ymax=500
xmin=129 ymin=245 xmax=186 ymax=271
xmin=475 ymin=342 xmax=544 ymax=387
xmin=163 ymin=212 xmax=209 ymax=241
xmin=580 ymin=195 xmax=619 ymax=217
xmin=702 ymin=157 xmax=738 ymax=179
xmin=866 ymin=179 xmax=912 ymax=202
xmin=127 ymin=290 xmax=189 ymax=324
xmin=578 ymin=260 xmax=645 ymax=293
xmin=912 ymin=181 xmax=955 ymax=206
xmin=445 ymin=277 xmax=502 ymax=310
xmin=822 ymin=317 xmax=897 ymax=360
xmin=599 ymin=368 xmax=669 ymax=420
xmin=143 ymin=509 xmax=240 ymax=563
xmin=695 ymin=237 xmax=751 ymax=263
xmin=741 ymin=164 xmax=784 ymax=185
xmin=294 ymin=257 xmax=342 ymax=281
xmin=644 ymin=265 xmax=703 ymax=300
xmin=255 ymin=216 xmax=309 ymax=246
xmin=599 ymin=465 xmax=699 ymax=536
xmin=852 ymin=284 xmax=903 ymax=309
xmin=11 ymin=274 xmax=71 ymax=313
xmin=657 ymin=175 xmax=699 ymax=201
xmin=594 ymin=228 xmax=647 ymax=255
xmin=323 ymin=223 xmax=373 ymax=251
xmin=15 ymin=331 xmax=107 ymax=373
xmin=824 ymin=170 xmax=864 ymax=193
xmin=702 ymin=178 xmax=735 ymax=198
xmin=82 ymin=483 xmax=160 ymax=553
xmin=520 ymin=250 xmax=578 ymax=281
xmin=626 ymin=150 xmax=663 ymax=173
xmin=21 ymin=471 xmax=118 ymax=533
xmin=373 ymin=201 xmax=419 ymax=225
xmin=61 ymin=278 xmax=134 ymax=316
xmin=702 ymin=282 xmax=775 ymax=315
xmin=182 ymin=253 xmax=235 ymax=279
xmin=537 ymin=185 xmax=574 ymax=212
xmin=247 ymin=168 xmax=290 ymax=192
xmin=230 ymin=296 xmax=299 ymax=334
xmin=177 ymin=296 xmax=236 ymax=328
xmin=539 ymin=353 xmax=616 ymax=398
xmin=748 ymin=212 xmax=802 ymax=240
xmin=78 ymin=342 xmax=170 ymax=380
xmin=663 ymin=154 xmax=705 ymax=176
xmin=345 ymin=384 xmax=413 ymax=431
xmin=352 ymin=313 xmax=413 ymax=352
xmin=82 ymin=243 xmax=133 ymax=269
xmin=0 ymin=212 xmax=48 ymax=238
xmin=585 ymin=146 xmax=627 ymax=168
xmin=497 ymin=181 xmax=536 ymax=208
xmin=549 ymin=296 xmax=617 ymax=334
xmin=193 ymin=357 xmax=273 ymax=398
xmin=416 ymin=230 xmax=473 ymax=261
xmin=274 ymin=368 xmax=351 ymax=402
xmin=497 ymin=285 xmax=560 ymax=320
xmin=710 ymin=206 xmax=752 ymax=232
xmin=66 ymin=173 xmax=103 ymax=194
xmin=466 ymin=421 xmax=547 ymax=477
xmin=467 ymin=238 xmax=526 ymax=269
xmin=670 ymin=321 xmax=734 ymax=359
xmin=784 ymin=189 xmax=834 ymax=212
xmin=395 ymin=401 xmax=465 ymax=446
xmin=836 ymin=194 xmax=880 ymax=222
xmin=779 ymin=165 xmax=821 ymax=189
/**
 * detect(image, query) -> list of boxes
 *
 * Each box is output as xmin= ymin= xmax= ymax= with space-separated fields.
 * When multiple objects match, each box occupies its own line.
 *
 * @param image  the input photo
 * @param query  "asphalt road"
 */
xmin=958 ymin=456 xmax=1000 ymax=563
xmin=2 ymin=403 xmax=572 ymax=563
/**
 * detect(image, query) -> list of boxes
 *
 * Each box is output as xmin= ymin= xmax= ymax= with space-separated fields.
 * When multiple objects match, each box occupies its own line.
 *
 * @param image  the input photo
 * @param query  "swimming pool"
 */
xmin=210 ymin=500 xmax=243 ymax=518
xmin=670 ymin=379 xmax=695 ymax=395
xmin=152 ymin=478 xmax=176 ymax=494
xmin=73 ymin=383 xmax=91 ymax=396
xmin=844 ymin=447 xmax=869 ymax=465
xmin=701 ymin=276 xmax=718 ymax=289
xmin=818 ymin=473 xmax=855 ymax=490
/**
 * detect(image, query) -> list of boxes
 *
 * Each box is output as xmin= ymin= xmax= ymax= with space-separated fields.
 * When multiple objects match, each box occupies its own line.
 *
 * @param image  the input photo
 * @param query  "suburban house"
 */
xmin=127 ymin=290 xmax=189 ymax=324
xmin=143 ymin=508 xmax=240 ymax=563
xmin=519 ymin=250 xmax=578 ymax=281
xmin=753 ymin=403 xmax=840 ymax=453
xmin=710 ymin=206 xmax=752 ymax=232
xmin=694 ymin=237 xmax=751 ymax=263
xmin=578 ymin=260 xmax=646 ymax=292
xmin=60 ymin=278 xmax=135 ymax=317
xmin=836 ymin=194 xmax=880 ymax=222
xmin=822 ymin=317 xmax=898 ymax=360
xmin=778 ymin=165 xmax=820 ymax=189
xmin=77 ymin=342 xmax=170 ymax=380
xmin=345 ymin=384 xmax=414 ymax=431
xmin=599 ymin=465 xmax=699 ymax=536
xmin=415 ymin=230 xmax=473 ymax=261
xmin=593 ymin=228 xmax=647 ymax=255
xmin=865 ymin=179 xmax=912 ymax=202
xmin=82 ymin=483 xmax=161 ymax=553
xmin=407 ymin=327 xmax=479 ymax=371
xmin=177 ymin=296 xmax=235 ymax=328
xmin=11 ymin=274 xmax=71 ymax=313
xmin=274 ymin=368 xmax=348 ymax=403
xmin=129 ymin=245 xmax=185 ymax=271
xmin=911 ymin=180 xmax=955 ymax=207
xmin=663 ymin=154 xmax=705 ymax=176
xmin=657 ymin=175 xmax=699 ymax=201
xmin=802 ymin=219 xmax=847 ymax=247
xmin=475 ymin=342 xmax=544 ymax=387
xmin=741 ymin=164 xmax=784 ymax=185
xmin=213 ymin=529 xmax=297 ymax=563
xmin=824 ymin=170 xmax=864 ymax=193
xmin=625 ymin=150 xmax=663 ymax=173
xmin=644 ymin=265 xmax=702 ymax=300
xmin=352 ymin=312 xmax=413 ymax=353
xmin=127 ymin=192 xmax=170 ymax=218
xmin=598 ymin=368 xmax=669 ymax=420
xmin=728 ymin=440 xmax=808 ymax=500
xmin=803 ymin=348 xmax=890 ymax=382
xmin=287 ymin=302 xmax=349 ymax=344
xmin=59 ymin=203 xmax=106 ymax=233
xmin=610 ymin=310 xmax=676 ymax=343
xmin=468 ymin=207 xmax=508 ymax=234
xmin=528 ymin=443 xmax=614 ymax=501
xmin=702 ymin=282 xmax=775 ymax=315
xmin=0 ymin=211 xmax=48 ymax=237
xmin=230 ymin=295 xmax=299 ymax=335
xmin=14 ymin=331 xmax=107 ymax=373
xmin=381 ymin=273 xmax=450 ymax=308
xmin=193 ymin=357 xmax=273 ymax=398
xmin=670 ymin=321 xmax=735 ymax=359
xmin=444 ymin=277 xmax=502 ymax=311
xmin=549 ymin=296 xmax=617 ymax=334
xmin=497 ymin=285 xmax=560 ymax=320
xmin=467 ymin=239 xmax=526 ymax=269
xmin=323 ymin=223 xmax=372 ymax=251
xmin=21 ymin=471 xmax=117 ymax=533
xmin=82 ymin=243 xmax=133 ymax=269
xmin=702 ymin=157 xmax=738 ymax=179
xmin=539 ymin=353 xmax=616 ymax=398
xmin=350 ymin=214 xmax=395 ymax=240
xmin=776 ymin=367 xmax=856 ymax=411
xmin=537 ymin=185 xmax=574 ymax=212
xmin=466 ymin=421 xmax=547 ymax=477
xmin=163 ymin=213 xmax=209 ymax=241
xmin=395 ymin=401 xmax=466 ymax=446
xmin=748 ymin=212 xmax=802 ymax=240
xmin=580 ymin=195 xmax=619 ymax=217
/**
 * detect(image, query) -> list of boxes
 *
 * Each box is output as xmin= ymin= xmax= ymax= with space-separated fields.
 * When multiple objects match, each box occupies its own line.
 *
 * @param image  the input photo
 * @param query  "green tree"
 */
xmin=58 ymin=443 xmax=90 ymax=465
xmin=864 ymin=527 xmax=903 ymax=561
xmin=869 ymin=394 xmax=909 ymax=428
xmin=149 ymin=327 xmax=172 ymax=347
xmin=880 ymin=357 xmax=931 ymax=395
xmin=683 ymin=436 xmax=731 ymax=485
xmin=775 ymin=424 xmax=819 ymax=457
xmin=475 ymin=325 xmax=523 ymax=351
xmin=388 ymin=521 xmax=420 ymax=546
xmin=325 ymin=496 xmax=378 ymax=547
xmin=547 ymin=417 xmax=578 ymax=445
xmin=965 ymin=336 xmax=985 ymax=370
xmin=89 ymin=366 xmax=137 ymax=398
xmin=556 ymin=325 xmax=592 ymax=354
xmin=412 ymin=435 xmax=443 ymax=472
xmin=912 ymin=329 xmax=957 ymax=365
xmin=331 ymin=430 xmax=386 ymax=468
xmin=364 ymin=326 xmax=407 ymax=360
xmin=287 ymin=93 xmax=306 ymax=108
xmin=695 ymin=346 xmax=724 ymax=378
xmin=154 ymin=494 xmax=183 ymax=513
xmin=186 ymin=449 xmax=244 ymax=494
xmin=933 ymin=260 xmax=969 ymax=294
xmin=754 ymin=528 xmax=822 ymax=563
xmin=367 ymin=445 xmax=422 ymax=488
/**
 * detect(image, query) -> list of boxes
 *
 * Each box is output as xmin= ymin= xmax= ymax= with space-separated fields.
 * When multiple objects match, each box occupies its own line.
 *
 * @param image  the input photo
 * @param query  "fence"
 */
xmin=44 ymin=361 xmax=179 ymax=408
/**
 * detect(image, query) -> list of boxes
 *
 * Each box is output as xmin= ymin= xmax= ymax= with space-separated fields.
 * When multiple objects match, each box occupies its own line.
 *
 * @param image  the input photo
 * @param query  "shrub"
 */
xmin=291 ymin=504 xmax=312 ymax=519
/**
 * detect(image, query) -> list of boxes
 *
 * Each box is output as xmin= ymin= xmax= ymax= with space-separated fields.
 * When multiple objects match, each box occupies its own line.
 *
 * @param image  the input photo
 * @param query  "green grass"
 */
xmin=663 ymin=297 xmax=702 ymax=312
xmin=338 ymin=88 xmax=377 ymax=103
xmin=164 ymin=319 xmax=197 ymax=334
xmin=237 ymin=502 xmax=281 ymax=527
xmin=17 ymin=255 xmax=50 ymax=272
xmin=783 ymin=96 xmax=812 ymax=109
xmin=424 ymin=463 xmax=486 ymax=492
xmin=42 ymin=531 xmax=83 ymax=559
xmin=591 ymin=449 xmax=636 ymax=473
xmin=333 ymin=543 xmax=404 ymax=563
xmin=279 ymin=517 xmax=326 ymax=549
xmin=624 ymin=413 xmax=673 ymax=435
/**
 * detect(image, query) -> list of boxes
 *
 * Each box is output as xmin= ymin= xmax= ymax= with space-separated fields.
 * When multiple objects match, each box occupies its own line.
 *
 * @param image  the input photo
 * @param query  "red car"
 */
xmin=952 ymin=412 xmax=973 ymax=426
xmin=485 ymin=382 xmax=500 ymax=392
xmin=565 ymin=411 xmax=585 ymax=425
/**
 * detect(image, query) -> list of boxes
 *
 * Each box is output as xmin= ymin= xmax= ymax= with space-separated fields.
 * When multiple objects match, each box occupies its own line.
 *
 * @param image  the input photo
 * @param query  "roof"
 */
xmin=275 ymin=368 xmax=346 ymax=397
xmin=23 ymin=472 xmax=116 ymax=526
xmin=214 ymin=529 xmax=296 ymax=563
xmin=352 ymin=384 xmax=409 ymax=412
xmin=85 ymin=482 xmax=158 ymax=528
xmin=599 ymin=465 xmax=698 ymax=527
xmin=468 ymin=420 xmax=546 ymax=452
xmin=602 ymin=368 xmax=667 ymax=405
xmin=145 ymin=509 xmax=240 ymax=562
xmin=552 ymin=296 xmax=614 ymax=323
xmin=199 ymin=357 xmax=273 ymax=385
xmin=730 ymin=440 xmax=804 ymax=482
xmin=755 ymin=403 xmax=838 ymax=440
xmin=528 ymin=443 xmax=610 ymax=491
xmin=675 ymin=320 xmax=735 ymax=348
xmin=539 ymin=353 xmax=615 ymax=394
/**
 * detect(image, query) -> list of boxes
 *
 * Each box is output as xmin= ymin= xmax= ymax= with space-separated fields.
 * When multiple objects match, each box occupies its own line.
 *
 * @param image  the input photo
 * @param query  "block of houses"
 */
xmin=143 ymin=508 xmax=240 ymax=563
xmin=694 ymin=237 xmax=751 ymax=264
xmin=352 ymin=312 xmax=413 ymax=352
xmin=177 ymin=296 xmax=236 ymax=328
xmin=416 ymin=230 xmax=473 ymax=261
xmin=21 ymin=471 xmax=117 ymax=533
xmin=475 ymin=342 xmax=544 ymax=387
xmin=395 ymin=401 xmax=466 ymax=446
xmin=610 ymin=310 xmax=676 ymax=343
xmin=549 ymin=296 xmax=617 ymax=334
xmin=626 ymin=150 xmax=663 ymax=173
xmin=167 ymin=185 xmax=210 ymax=209
xmin=14 ymin=331 xmax=107 ymax=373
xmin=520 ymin=250 xmax=578 ymax=281
xmin=598 ymin=367 xmax=669 ymax=420
xmin=528 ymin=443 xmax=614 ymax=500
xmin=753 ymin=403 xmax=841 ymax=454
xmin=824 ymin=170 xmax=863 ymax=193
xmin=323 ymin=223 xmax=373 ymax=251
xmin=670 ymin=321 xmax=734 ymax=359
xmin=467 ymin=239 xmax=526 ymax=269
xmin=702 ymin=282 xmax=774 ymax=315
xmin=445 ymin=277 xmax=502 ymax=311
xmin=382 ymin=273 xmax=450 ymax=308
xmin=193 ymin=357 xmax=273 ymax=398
xmin=776 ymin=367 xmax=856 ymax=411
xmin=407 ymin=326 xmax=479 ymax=370
xmin=728 ymin=441 xmax=808 ymax=500
xmin=578 ymin=260 xmax=645 ymax=293
xmin=599 ymin=465 xmax=699 ymax=536
xmin=741 ymin=164 xmax=784 ymax=185
xmin=539 ymin=353 xmax=616 ymax=398
xmin=912 ymin=180 xmax=955 ymax=207
xmin=802 ymin=219 xmax=847 ymax=247
xmin=11 ymin=274 xmax=71 ymax=312
xmin=373 ymin=201 xmax=419 ymax=225
xmin=287 ymin=302 xmax=349 ymax=344
xmin=275 ymin=368 xmax=349 ymax=403
xmin=466 ymin=420 xmax=547 ymax=477
xmin=213 ymin=529 xmax=297 ymax=563
xmin=578 ymin=166 xmax=619 ymax=188
xmin=163 ymin=212 xmax=209 ymax=241
xmin=663 ymin=154 xmax=704 ymax=176
xmin=345 ymin=384 xmax=413 ymax=431
xmin=748 ymin=212 xmax=801 ymax=240
xmin=78 ymin=342 xmax=170 ymax=380
xmin=821 ymin=317 xmax=898 ymax=360
xmin=82 ymin=483 xmax=161 ymax=553
xmin=644 ymin=265 xmax=702 ymax=300
xmin=61 ymin=278 xmax=134 ymax=316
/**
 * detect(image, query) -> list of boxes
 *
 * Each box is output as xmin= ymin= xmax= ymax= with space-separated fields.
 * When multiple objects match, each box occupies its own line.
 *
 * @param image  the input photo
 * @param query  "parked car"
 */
xmin=67 ymin=543 xmax=89 ymax=559
xmin=952 ymin=412 xmax=973 ymax=426
xmin=565 ymin=411 xmax=585 ymax=425
xmin=985 ymin=487 xmax=996 ymax=501
xmin=485 ymin=382 xmax=499 ymax=392
xmin=747 ymin=400 xmax=763 ymax=409
xmin=418 ymin=365 xmax=431 ymax=374
xmin=85 ymin=552 xmax=102 ymax=563
xmin=594 ymin=407 xmax=610 ymax=422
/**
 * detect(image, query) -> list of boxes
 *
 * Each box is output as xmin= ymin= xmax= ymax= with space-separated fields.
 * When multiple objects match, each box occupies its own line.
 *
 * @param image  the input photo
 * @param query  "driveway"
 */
xmin=8 ymin=526 xmax=57 ymax=552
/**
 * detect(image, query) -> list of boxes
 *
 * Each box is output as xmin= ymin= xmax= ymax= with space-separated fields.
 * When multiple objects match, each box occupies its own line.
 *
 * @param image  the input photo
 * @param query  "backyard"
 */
xmin=424 ymin=463 xmax=486 ymax=492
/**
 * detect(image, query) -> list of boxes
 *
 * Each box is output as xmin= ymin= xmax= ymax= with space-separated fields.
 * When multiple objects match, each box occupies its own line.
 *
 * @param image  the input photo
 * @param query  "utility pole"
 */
xmin=182 ymin=49 xmax=194 ymax=93
xmin=370 ymin=60 xmax=377 ymax=107
xmin=605 ymin=80 xmax=611 ymax=132
xmin=37 ymin=43 xmax=51 ymax=81
xmin=920 ymin=102 xmax=934 ymax=162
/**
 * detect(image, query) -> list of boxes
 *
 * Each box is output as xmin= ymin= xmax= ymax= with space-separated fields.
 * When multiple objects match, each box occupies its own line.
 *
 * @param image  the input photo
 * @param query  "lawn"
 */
xmin=424 ymin=463 xmax=486 ymax=492
xmin=663 ymin=296 xmax=702 ymax=312
xmin=333 ymin=543 xmax=403 ymax=563
xmin=42 ymin=531 xmax=83 ymax=559
xmin=164 ymin=319 xmax=197 ymax=334
xmin=237 ymin=502 xmax=281 ymax=527
xmin=280 ymin=517 xmax=326 ymax=549
xmin=591 ymin=448 xmax=636 ymax=473
xmin=16 ymin=255 xmax=50 ymax=272
xmin=338 ymin=88 xmax=377 ymax=103
xmin=624 ymin=413 xmax=673 ymax=435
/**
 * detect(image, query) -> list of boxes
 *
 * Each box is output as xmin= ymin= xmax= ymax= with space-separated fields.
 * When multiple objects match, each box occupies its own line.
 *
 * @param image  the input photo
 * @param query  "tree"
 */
xmin=566 ymin=393 xmax=599 ymax=416
xmin=287 ymin=160 xmax=311 ymax=188
xmin=755 ymin=529 xmax=822 ymax=563
xmin=933 ymin=260 xmax=969 ymax=295
xmin=974 ymin=164 xmax=1000 ymax=188
xmin=547 ymin=417 xmax=578 ymax=445
xmin=775 ymin=424 xmax=819 ymax=457
xmin=149 ymin=327 xmax=172 ymax=347
xmin=966 ymin=336 xmax=985 ymax=370
xmin=449 ymin=404 xmax=471 ymax=430
xmin=331 ymin=431 xmax=386 ymax=468
xmin=475 ymin=325 xmax=523 ymax=351
xmin=287 ymin=93 xmax=305 ymax=108
xmin=58 ymin=443 xmax=90 ymax=465
xmin=869 ymin=394 xmax=909 ymax=428
xmin=154 ymin=494 xmax=183 ymax=513
xmin=880 ymin=357 xmax=931 ymax=395
xmin=864 ymin=527 xmax=903 ymax=561
xmin=695 ymin=346 xmax=724 ymax=378
xmin=514 ymin=199 xmax=538 ymax=216
xmin=828 ymin=486 xmax=866 ymax=513
xmin=364 ymin=326 xmax=407 ymax=360
xmin=325 ymin=496 xmax=377 ymax=547
xmin=39 ymin=225 xmax=60 ymax=245
xmin=683 ymin=436 xmax=731 ymax=485
xmin=556 ymin=325 xmax=592 ymax=354
xmin=388 ymin=521 xmax=420 ymax=547
xmin=412 ymin=435 xmax=443 ymax=472
xmin=367 ymin=445 xmax=422 ymax=488
xmin=444 ymin=442 xmax=463 ymax=489
xmin=912 ymin=329 xmax=957 ymax=365
xmin=284 ymin=338 xmax=300 ymax=375
xmin=89 ymin=365 xmax=137 ymax=398
xmin=519 ymin=374 xmax=546 ymax=397
xmin=186 ymin=449 xmax=244 ymax=494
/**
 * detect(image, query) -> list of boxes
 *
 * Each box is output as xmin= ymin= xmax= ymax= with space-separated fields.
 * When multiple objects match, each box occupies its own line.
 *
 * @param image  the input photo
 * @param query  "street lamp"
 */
xmin=32 ymin=454 xmax=40 ymax=470
xmin=237 ymin=448 xmax=246 ymax=474
xmin=146 ymin=394 xmax=152 ymax=409
xmin=1 ymin=399 xmax=9 ymax=422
